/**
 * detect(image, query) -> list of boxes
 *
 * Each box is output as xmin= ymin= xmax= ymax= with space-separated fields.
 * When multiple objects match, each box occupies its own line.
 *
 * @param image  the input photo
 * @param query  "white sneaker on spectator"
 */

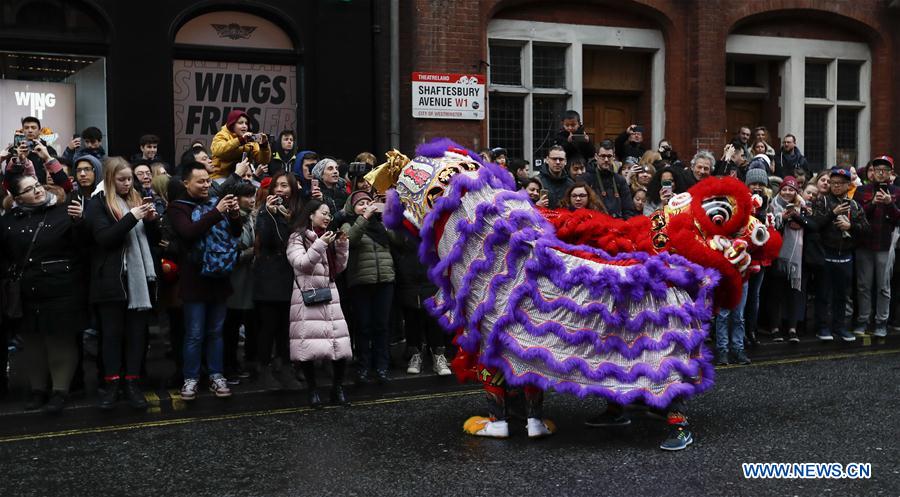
xmin=433 ymin=352 xmax=452 ymax=376
xmin=209 ymin=376 xmax=232 ymax=398
xmin=406 ymin=353 xmax=422 ymax=374
xmin=180 ymin=379 xmax=199 ymax=401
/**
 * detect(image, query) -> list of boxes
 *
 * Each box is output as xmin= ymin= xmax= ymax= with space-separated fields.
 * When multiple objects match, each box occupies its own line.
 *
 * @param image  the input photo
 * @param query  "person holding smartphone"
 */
xmin=84 ymin=158 xmax=160 ymax=410
xmin=809 ymin=167 xmax=871 ymax=342
xmin=765 ymin=177 xmax=810 ymax=343
xmin=850 ymin=155 xmax=899 ymax=338
xmin=286 ymin=199 xmax=351 ymax=407
xmin=210 ymin=110 xmax=272 ymax=180
xmin=341 ymin=191 xmax=398 ymax=384
xmin=642 ymin=166 xmax=685 ymax=215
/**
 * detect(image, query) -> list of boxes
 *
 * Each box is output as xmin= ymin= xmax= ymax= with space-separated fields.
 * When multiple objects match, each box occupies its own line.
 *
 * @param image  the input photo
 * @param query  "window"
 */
xmin=726 ymin=60 xmax=761 ymax=87
xmin=804 ymin=107 xmax=827 ymax=170
xmin=532 ymin=45 xmax=566 ymax=89
xmin=488 ymin=40 xmax=570 ymax=163
xmin=836 ymin=108 xmax=859 ymax=166
xmin=488 ymin=95 xmax=524 ymax=160
xmin=532 ymin=96 xmax=567 ymax=160
xmin=837 ymin=62 xmax=860 ymax=101
xmin=805 ymin=62 xmax=827 ymax=98
xmin=489 ymin=44 xmax=522 ymax=86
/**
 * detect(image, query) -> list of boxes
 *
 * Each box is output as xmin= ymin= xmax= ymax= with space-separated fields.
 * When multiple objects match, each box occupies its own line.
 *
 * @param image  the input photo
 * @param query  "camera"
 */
xmin=348 ymin=161 xmax=371 ymax=175
xmin=246 ymin=133 xmax=265 ymax=142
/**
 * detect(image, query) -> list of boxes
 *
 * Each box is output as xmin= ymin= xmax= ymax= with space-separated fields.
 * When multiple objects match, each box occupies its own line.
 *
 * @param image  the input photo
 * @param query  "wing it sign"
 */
xmin=412 ymin=72 xmax=484 ymax=120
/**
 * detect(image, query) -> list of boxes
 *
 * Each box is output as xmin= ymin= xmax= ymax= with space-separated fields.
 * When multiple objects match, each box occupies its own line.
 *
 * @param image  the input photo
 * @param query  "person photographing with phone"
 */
xmin=210 ymin=110 xmax=272 ymax=180
xmin=286 ymin=199 xmax=351 ymax=408
xmin=614 ymin=123 xmax=647 ymax=163
xmin=84 ymin=158 xmax=160 ymax=410
xmin=810 ymin=167 xmax=870 ymax=342
xmin=850 ymin=155 xmax=899 ymax=338
xmin=4 ymin=116 xmax=59 ymax=184
xmin=168 ymin=162 xmax=244 ymax=401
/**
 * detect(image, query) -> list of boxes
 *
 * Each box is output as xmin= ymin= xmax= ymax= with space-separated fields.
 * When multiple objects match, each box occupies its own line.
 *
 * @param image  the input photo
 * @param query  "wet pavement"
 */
xmin=1 ymin=350 xmax=898 ymax=497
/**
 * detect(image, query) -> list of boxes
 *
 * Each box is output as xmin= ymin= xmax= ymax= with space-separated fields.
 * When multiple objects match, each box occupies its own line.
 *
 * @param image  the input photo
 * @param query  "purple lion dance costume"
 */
xmin=366 ymin=139 xmax=719 ymax=441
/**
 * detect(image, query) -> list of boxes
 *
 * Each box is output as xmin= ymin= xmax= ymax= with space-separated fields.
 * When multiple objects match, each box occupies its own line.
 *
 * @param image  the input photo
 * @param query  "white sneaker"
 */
xmin=180 ymin=379 xmax=198 ymax=400
xmin=432 ymin=353 xmax=452 ymax=376
xmin=527 ymin=417 xmax=556 ymax=438
xmin=209 ymin=376 xmax=232 ymax=398
xmin=469 ymin=419 xmax=509 ymax=438
xmin=406 ymin=353 xmax=422 ymax=374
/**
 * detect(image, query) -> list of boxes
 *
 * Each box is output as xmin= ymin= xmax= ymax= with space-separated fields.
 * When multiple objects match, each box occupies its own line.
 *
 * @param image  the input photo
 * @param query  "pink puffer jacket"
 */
xmin=286 ymin=230 xmax=351 ymax=362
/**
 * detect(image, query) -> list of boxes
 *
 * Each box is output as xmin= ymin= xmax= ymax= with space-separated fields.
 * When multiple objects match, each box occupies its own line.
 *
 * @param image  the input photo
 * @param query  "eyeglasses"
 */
xmin=596 ymin=154 xmax=615 ymax=159
xmin=873 ymin=167 xmax=891 ymax=174
xmin=570 ymin=193 xmax=588 ymax=199
xmin=18 ymin=183 xmax=43 ymax=196
xmin=76 ymin=167 xmax=93 ymax=174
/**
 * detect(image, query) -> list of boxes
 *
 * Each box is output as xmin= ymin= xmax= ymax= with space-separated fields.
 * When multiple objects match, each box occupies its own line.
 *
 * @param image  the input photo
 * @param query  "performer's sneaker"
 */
xmin=584 ymin=411 xmax=631 ymax=428
xmin=660 ymin=425 xmax=693 ymax=451
xmin=526 ymin=418 xmax=556 ymax=438
xmin=463 ymin=416 xmax=509 ymax=438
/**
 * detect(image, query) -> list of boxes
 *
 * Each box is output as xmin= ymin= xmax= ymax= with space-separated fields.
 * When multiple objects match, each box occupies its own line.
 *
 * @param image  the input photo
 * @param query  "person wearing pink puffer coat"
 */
xmin=286 ymin=198 xmax=351 ymax=408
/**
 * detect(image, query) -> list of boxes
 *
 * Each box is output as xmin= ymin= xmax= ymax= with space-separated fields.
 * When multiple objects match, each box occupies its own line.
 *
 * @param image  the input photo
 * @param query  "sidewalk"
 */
xmin=2 ymin=326 xmax=898 ymax=419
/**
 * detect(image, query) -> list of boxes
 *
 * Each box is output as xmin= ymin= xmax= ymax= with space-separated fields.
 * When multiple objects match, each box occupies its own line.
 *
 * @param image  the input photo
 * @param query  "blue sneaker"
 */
xmin=834 ymin=329 xmax=856 ymax=342
xmin=660 ymin=425 xmax=693 ymax=451
xmin=816 ymin=329 xmax=833 ymax=341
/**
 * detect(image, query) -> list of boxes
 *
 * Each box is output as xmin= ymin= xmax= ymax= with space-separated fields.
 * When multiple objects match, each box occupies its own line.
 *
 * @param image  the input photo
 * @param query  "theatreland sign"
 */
xmin=412 ymin=72 xmax=485 ymax=120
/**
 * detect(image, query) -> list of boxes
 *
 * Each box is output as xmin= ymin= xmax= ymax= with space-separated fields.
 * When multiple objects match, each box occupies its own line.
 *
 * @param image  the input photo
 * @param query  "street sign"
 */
xmin=412 ymin=72 xmax=484 ymax=120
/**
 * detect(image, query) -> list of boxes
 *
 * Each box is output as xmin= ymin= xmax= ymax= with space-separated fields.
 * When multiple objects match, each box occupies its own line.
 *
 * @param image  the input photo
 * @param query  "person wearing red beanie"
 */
xmin=210 ymin=110 xmax=272 ymax=180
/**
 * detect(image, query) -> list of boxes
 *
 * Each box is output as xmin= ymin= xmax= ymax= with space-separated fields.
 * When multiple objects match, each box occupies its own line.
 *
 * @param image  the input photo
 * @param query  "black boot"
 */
xmin=99 ymin=379 xmax=119 ymax=411
xmin=301 ymin=361 xmax=322 ymax=409
xmin=330 ymin=359 xmax=349 ymax=406
xmin=24 ymin=390 xmax=48 ymax=411
xmin=123 ymin=379 xmax=148 ymax=410
xmin=43 ymin=391 xmax=66 ymax=415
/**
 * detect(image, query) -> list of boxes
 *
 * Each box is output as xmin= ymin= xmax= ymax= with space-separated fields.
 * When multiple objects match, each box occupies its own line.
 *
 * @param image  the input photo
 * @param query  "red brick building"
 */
xmin=398 ymin=0 xmax=900 ymax=172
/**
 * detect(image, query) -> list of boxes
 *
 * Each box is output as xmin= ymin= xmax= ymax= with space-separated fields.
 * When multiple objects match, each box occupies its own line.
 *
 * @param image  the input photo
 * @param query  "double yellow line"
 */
xmin=1 ymin=349 xmax=896 ymax=444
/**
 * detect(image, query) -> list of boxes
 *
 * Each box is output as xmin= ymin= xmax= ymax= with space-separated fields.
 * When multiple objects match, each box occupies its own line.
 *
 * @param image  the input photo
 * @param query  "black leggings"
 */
xmin=97 ymin=303 xmax=149 ymax=379
xmin=255 ymin=301 xmax=290 ymax=366
xmin=223 ymin=308 xmax=257 ymax=374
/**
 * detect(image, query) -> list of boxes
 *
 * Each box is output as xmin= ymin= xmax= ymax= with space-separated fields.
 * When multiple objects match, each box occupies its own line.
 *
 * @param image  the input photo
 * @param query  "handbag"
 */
xmin=1 ymin=212 xmax=47 ymax=319
xmin=300 ymin=287 xmax=333 ymax=306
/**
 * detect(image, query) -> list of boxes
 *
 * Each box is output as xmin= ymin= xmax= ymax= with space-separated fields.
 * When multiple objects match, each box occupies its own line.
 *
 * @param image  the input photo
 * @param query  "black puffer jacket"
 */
xmin=394 ymin=235 xmax=437 ymax=309
xmin=536 ymin=163 xmax=574 ymax=209
xmin=0 ymin=197 xmax=88 ymax=332
xmin=84 ymin=192 xmax=160 ymax=304
xmin=252 ymin=208 xmax=294 ymax=302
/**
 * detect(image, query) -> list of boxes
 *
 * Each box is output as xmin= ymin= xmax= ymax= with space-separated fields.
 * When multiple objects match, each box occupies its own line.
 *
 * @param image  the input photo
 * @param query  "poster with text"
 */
xmin=173 ymin=60 xmax=297 ymax=154
xmin=0 ymin=80 xmax=75 ymax=151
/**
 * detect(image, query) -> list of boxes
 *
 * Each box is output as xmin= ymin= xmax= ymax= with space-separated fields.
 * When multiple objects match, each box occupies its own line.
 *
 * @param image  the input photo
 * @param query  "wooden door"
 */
xmin=726 ymin=99 xmax=762 ymax=143
xmin=583 ymin=95 xmax=638 ymax=144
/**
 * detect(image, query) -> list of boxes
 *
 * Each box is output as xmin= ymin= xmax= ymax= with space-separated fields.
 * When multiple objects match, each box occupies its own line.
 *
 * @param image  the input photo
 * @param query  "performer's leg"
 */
xmin=524 ymin=385 xmax=555 ymax=438
xmin=585 ymin=399 xmax=631 ymax=427
xmin=463 ymin=366 xmax=510 ymax=438
xmin=659 ymin=398 xmax=693 ymax=451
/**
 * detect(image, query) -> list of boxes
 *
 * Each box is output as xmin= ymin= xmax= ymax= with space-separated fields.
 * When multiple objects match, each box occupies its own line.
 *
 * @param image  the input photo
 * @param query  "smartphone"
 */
xmin=241 ymin=151 xmax=248 ymax=162
xmin=878 ymin=184 xmax=890 ymax=196
xmin=571 ymin=133 xmax=588 ymax=143
xmin=373 ymin=202 xmax=385 ymax=213
xmin=142 ymin=197 xmax=154 ymax=205
xmin=72 ymin=134 xmax=80 ymax=139
xmin=311 ymin=178 xmax=319 ymax=189
xmin=539 ymin=188 xmax=549 ymax=198
xmin=273 ymin=196 xmax=283 ymax=205
xmin=661 ymin=179 xmax=674 ymax=189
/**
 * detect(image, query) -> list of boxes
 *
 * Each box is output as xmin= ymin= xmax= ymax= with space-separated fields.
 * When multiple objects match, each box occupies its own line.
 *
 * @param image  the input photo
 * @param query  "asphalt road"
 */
xmin=1 ymin=351 xmax=898 ymax=497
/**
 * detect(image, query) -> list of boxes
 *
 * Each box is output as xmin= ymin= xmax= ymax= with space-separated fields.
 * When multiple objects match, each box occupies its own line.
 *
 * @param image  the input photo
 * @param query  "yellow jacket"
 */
xmin=210 ymin=125 xmax=272 ymax=179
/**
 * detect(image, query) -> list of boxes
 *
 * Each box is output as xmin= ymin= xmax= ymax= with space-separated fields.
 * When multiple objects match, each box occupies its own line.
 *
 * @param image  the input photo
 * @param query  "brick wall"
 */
xmin=400 ymin=0 xmax=898 ymax=161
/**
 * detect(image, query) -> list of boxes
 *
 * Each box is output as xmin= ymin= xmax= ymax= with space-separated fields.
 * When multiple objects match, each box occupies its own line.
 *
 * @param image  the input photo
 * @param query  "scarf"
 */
xmin=364 ymin=214 xmax=390 ymax=247
xmin=311 ymin=227 xmax=338 ymax=282
xmin=14 ymin=192 xmax=57 ymax=212
xmin=114 ymin=195 xmax=157 ymax=310
xmin=771 ymin=195 xmax=803 ymax=290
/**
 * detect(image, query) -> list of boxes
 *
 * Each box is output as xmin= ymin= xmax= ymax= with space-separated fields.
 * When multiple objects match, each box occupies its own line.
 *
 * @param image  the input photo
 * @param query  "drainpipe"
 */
xmin=390 ymin=0 xmax=400 ymax=149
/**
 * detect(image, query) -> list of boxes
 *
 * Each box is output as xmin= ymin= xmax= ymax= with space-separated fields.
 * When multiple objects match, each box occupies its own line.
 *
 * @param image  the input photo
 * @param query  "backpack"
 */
xmin=175 ymin=198 xmax=239 ymax=278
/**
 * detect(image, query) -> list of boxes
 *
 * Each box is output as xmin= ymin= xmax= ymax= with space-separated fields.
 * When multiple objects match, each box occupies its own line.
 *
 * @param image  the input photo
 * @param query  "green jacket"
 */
xmin=341 ymin=213 xmax=396 ymax=287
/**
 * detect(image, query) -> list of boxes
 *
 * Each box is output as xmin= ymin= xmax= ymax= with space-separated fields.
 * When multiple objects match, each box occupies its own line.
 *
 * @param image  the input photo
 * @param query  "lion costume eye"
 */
xmin=425 ymin=186 xmax=445 ymax=208
xmin=437 ymin=165 xmax=463 ymax=185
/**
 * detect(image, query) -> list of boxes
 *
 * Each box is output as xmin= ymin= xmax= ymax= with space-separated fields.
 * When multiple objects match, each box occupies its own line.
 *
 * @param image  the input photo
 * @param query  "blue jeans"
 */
xmin=744 ymin=270 xmax=765 ymax=337
xmin=183 ymin=301 xmax=228 ymax=380
xmin=716 ymin=281 xmax=749 ymax=353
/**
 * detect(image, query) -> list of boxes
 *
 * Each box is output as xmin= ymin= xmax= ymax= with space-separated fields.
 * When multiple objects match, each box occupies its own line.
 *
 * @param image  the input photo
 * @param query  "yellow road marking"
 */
xmin=145 ymin=392 xmax=161 ymax=415
xmin=0 ymin=389 xmax=482 ymax=444
xmin=0 ymin=349 xmax=896 ymax=444
xmin=168 ymin=389 xmax=186 ymax=411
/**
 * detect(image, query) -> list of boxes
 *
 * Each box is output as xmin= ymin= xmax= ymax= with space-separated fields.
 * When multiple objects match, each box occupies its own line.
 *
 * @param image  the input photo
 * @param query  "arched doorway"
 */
xmin=171 ymin=8 xmax=301 ymax=154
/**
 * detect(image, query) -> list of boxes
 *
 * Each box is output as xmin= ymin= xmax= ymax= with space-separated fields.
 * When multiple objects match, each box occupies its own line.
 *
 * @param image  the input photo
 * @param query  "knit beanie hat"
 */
xmin=745 ymin=168 xmax=769 ymax=187
xmin=780 ymin=176 xmax=800 ymax=192
xmin=349 ymin=190 xmax=372 ymax=208
xmin=311 ymin=158 xmax=334 ymax=180
xmin=225 ymin=110 xmax=249 ymax=132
